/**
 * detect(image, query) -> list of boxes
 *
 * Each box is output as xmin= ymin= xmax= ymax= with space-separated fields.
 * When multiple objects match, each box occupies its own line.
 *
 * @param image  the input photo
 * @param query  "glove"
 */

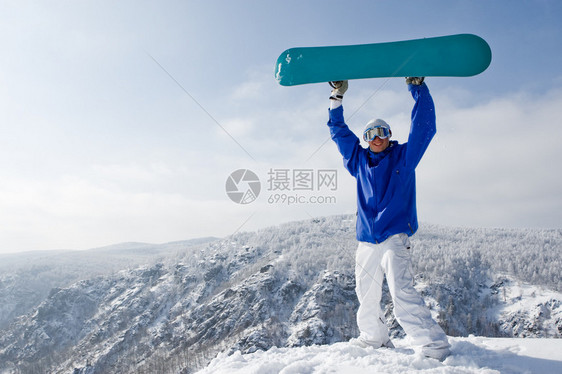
xmin=329 ymin=80 xmax=348 ymax=100
xmin=405 ymin=77 xmax=425 ymax=85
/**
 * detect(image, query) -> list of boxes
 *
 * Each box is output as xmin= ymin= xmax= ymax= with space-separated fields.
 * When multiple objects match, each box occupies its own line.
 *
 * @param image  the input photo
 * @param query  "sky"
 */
xmin=0 ymin=0 xmax=561 ymax=253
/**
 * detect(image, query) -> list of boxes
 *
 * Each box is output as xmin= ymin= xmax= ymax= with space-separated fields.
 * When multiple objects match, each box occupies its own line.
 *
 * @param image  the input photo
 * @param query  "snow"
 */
xmin=197 ymin=337 xmax=562 ymax=374
xmin=1 ymin=216 xmax=560 ymax=373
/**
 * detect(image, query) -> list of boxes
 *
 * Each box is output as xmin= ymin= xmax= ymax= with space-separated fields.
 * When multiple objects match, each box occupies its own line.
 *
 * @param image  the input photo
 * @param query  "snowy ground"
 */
xmin=197 ymin=337 xmax=562 ymax=374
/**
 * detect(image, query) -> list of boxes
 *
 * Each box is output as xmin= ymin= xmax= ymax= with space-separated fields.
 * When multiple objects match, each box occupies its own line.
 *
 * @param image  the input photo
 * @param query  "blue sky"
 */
xmin=0 ymin=1 xmax=561 ymax=253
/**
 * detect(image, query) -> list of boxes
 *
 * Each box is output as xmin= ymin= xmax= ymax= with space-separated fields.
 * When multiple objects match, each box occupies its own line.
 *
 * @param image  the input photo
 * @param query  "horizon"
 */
xmin=1 ymin=214 xmax=560 ymax=255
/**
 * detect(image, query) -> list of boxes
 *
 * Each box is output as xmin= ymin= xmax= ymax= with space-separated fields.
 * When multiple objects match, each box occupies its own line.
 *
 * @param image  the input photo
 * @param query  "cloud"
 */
xmin=207 ymin=74 xmax=562 ymax=233
xmin=418 ymin=88 xmax=562 ymax=228
xmin=0 ymin=171 xmax=238 ymax=252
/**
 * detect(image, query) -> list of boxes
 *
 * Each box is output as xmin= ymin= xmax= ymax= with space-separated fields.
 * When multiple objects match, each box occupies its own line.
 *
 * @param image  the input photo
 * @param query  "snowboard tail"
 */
xmin=275 ymin=34 xmax=492 ymax=86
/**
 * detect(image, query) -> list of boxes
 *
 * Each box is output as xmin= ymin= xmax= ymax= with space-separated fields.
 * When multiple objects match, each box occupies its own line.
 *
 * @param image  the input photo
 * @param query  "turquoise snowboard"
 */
xmin=275 ymin=34 xmax=491 ymax=86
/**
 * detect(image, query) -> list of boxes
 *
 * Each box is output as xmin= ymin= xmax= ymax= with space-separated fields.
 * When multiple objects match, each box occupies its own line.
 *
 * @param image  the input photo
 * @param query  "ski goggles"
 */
xmin=363 ymin=126 xmax=391 ymax=142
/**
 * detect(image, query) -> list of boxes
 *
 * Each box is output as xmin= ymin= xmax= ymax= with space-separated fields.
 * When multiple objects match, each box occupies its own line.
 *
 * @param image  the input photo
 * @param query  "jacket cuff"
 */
xmin=408 ymin=82 xmax=428 ymax=92
xmin=328 ymin=104 xmax=344 ymax=120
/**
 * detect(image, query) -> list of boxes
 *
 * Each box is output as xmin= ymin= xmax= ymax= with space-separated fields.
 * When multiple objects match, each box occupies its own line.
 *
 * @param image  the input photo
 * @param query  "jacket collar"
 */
xmin=367 ymin=140 xmax=398 ymax=166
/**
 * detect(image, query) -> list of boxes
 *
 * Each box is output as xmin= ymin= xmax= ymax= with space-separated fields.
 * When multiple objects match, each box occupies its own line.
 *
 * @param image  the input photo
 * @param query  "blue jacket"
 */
xmin=327 ymin=83 xmax=436 ymax=244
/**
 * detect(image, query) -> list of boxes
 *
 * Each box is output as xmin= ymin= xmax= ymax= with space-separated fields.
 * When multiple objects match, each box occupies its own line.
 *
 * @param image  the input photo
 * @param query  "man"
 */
xmin=326 ymin=78 xmax=450 ymax=361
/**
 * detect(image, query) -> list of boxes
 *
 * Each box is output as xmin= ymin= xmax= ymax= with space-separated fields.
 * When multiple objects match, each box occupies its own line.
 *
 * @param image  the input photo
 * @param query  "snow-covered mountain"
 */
xmin=0 ymin=237 xmax=217 ymax=330
xmin=0 ymin=215 xmax=560 ymax=373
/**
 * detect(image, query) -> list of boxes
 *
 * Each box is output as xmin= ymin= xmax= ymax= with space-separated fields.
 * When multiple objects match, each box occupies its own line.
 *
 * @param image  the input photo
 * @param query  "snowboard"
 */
xmin=275 ymin=34 xmax=492 ymax=86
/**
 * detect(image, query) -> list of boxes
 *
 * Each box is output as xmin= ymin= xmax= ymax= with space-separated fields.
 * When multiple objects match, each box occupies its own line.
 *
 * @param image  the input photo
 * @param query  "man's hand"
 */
xmin=406 ymin=77 xmax=425 ymax=85
xmin=329 ymin=80 xmax=348 ymax=100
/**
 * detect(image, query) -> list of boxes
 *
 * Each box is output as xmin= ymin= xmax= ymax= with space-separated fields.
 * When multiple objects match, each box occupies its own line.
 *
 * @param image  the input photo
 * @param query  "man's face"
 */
xmin=368 ymin=136 xmax=390 ymax=153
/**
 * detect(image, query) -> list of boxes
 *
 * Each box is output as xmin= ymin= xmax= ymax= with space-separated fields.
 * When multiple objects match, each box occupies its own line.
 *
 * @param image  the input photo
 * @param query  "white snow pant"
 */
xmin=355 ymin=234 xmax=449 ymax=350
